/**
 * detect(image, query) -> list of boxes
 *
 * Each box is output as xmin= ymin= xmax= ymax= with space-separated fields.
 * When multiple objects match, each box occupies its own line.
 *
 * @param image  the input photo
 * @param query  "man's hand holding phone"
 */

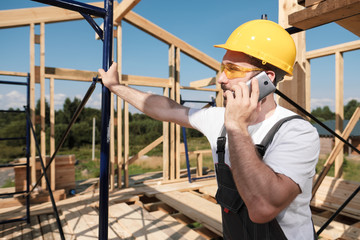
xmin=224 ymin=71 xmax=275 ymax=133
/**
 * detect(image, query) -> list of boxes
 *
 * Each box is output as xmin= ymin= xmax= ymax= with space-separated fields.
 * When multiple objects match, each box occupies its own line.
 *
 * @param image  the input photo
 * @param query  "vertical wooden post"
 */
xmin=29 ymin=23 xmax=36 ymax=185
xmin=335 ymin=51 xmax=344 ymax=178
xmin=124 ymin=97 xmax=129 ymax=187
xmin=278 ymin=0 xmax=307 ymax=114
xmin=117 ymin=23 xmax=125 ymax=188
xmin=196 ymin=153 xmax=203 ymax=177
xmin=50 ymin=77 xmax=55 ymax=191
xmin=163 ymin=86 xmax=169 ymax=181
xmin=175 ymin=47 xmax=181 ymax=179
xmin=169 ymin=44 xmax=175 ymax=180
xmin=117 ymin=97 xmax=123 ymax=188
xmin=110 ymin=93 xmax=115 ymax=190
xmin=305 ymin=59 xmax=311 ymax=114
xmin=40 ymin=22 xmax=46 ymax=189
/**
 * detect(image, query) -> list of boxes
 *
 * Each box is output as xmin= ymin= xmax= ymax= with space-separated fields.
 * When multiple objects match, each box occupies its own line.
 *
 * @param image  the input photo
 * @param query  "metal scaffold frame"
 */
xmin=29 ymin=0 xmax=114 ymax=239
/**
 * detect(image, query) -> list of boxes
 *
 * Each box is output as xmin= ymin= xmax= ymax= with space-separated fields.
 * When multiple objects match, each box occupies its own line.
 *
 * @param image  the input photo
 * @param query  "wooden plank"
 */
xmin=163 ymin=87 xmax=170 ymax=181
xmin=156 ymin=191 xmax=222 ymax=236
xmin=34 ymin=66 xmax=97 ymax=82
xmin=312 ymin=175 xmax=360 ymax=220
xmin=50 ymin=77 xmax=56 ymax=191
xmin=116 ymin=23 xmax=123 ymax=188
xmin=0 ymin=2 xmax=104 ymax=29
xmin=313 ymin=214 xmax=360 ymax=239
xmin=198 ymin=186 xmax=217 ymax=198
xmin=189 ymin=77 xmax=216 ymax=88
xmin=113 ymin=0 xmax=141 ymax=23
xmin=151 ymin=210 xmax=207 ymax=240
xmin=62 ymin=203 xmax=98 ymax=239
xmin=305 ymin=0 xmax=325 ymax=7
xmin=0 ymin=70 xmax=28 ymax=77
xmin=130 ymin=205 xmax=190 ymax=240
xmin=288 ymin=0 xmax=360 ymax=30
xmin=40 ymin=22 xmax=46 ymax=190
xmin=109 ymin=202 xmax=170 ymax=239
xmin=334 ymin=51 xmax=344 ymax=178
xmin=278 ymin=0 xmax=307 ymax=114
xmin=128 ymin=136 xmax=163 ymax=165
xmin=21 ymin=220 xmax=33 ymax=240
xmin=306 ymin=40 xmax=360 ymax=60
xmin=39 ymin=214 xmax=55 ymax=240
xmin=175 ymin=47 xmax=181 ymax=180
xmin=180 ymin=86 xmax=218 ymax=92
xmin=336 ymin=14 xmax=360 ymax=37
xmin=110 ymin=93 xmax=115 ymax=191
xmin=30 ymin=216 xmax=43 ymax=240
xmin=123 ymin=11 xmax=220 ymax=71
xmin=30 ymin=23 xmax=36 ymax=186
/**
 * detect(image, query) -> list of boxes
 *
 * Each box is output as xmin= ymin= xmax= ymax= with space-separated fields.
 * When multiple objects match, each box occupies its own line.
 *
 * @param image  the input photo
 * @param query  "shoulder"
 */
xmin=188 ymin=107 xmax=225 ymax=134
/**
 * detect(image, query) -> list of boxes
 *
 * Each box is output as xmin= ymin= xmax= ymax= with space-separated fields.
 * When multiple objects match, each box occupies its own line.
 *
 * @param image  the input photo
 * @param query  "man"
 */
xmin=99 ymin=19 xmax=320 ymax=239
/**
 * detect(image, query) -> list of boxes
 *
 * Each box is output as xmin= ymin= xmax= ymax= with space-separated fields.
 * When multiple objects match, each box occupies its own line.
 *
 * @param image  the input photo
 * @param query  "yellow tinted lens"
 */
xmin=220 ymin=63 xmax=263 ymax=79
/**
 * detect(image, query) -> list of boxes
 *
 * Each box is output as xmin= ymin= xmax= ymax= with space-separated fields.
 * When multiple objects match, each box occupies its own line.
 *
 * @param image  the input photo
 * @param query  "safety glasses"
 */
xmin=220 ymin=63 xmax=264 ymax=79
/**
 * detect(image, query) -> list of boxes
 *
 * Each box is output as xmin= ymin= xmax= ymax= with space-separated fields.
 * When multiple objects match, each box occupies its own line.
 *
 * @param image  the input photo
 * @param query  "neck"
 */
xmin=253 ymin=95 xmax=277 ymax=125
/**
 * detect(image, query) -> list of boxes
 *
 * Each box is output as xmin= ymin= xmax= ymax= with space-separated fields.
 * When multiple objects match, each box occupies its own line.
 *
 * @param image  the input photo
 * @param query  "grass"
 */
xmin=2 ymin=136 xmax=360 ymax=187
xmin=316 ymin=155 xmax=360 ymax=182
xmin=53 ymin=139 xmax=360 ymax=183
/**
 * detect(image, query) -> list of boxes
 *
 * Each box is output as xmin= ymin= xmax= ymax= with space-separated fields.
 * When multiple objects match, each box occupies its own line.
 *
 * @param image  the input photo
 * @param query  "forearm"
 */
xmin=227 ymin=128 xmax=297 ymax=223
xmin=108 ymin=84 xmax=191 ymax=127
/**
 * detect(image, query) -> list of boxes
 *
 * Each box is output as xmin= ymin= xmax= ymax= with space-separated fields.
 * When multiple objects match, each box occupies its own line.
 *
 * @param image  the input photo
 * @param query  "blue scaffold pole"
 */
xmin=99 ymin=0 xmax=113 ymax=239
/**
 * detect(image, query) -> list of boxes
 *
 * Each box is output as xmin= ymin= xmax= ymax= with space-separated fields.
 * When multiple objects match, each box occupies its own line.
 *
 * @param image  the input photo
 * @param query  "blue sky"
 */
xmin=0 ymin=0 xmax=359 ymax=112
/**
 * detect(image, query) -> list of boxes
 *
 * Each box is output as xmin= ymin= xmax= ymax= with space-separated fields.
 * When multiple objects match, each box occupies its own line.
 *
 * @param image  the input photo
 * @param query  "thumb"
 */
xmin=98 ymin=68 xmax=105 ymax=77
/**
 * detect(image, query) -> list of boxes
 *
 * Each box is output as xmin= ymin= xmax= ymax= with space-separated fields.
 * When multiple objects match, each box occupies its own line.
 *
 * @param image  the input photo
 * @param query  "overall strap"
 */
xmin=256 ymin=115 xmax=304 ymax=157
xmin=216 ymin=126 xmax=227 ymax=164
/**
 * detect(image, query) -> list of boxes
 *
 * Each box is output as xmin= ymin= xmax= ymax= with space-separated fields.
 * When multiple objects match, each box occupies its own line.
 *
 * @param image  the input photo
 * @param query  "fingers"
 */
xmin=98 ymin=68 xmax=105 ymax=77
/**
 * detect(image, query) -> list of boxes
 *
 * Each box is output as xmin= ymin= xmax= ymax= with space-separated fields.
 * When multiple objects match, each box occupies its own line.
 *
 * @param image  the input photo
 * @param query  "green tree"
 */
xmin=344 ymin=99 xmax=360 ymax=120
xmin=311 ymin=106 xmax=335 ymax=122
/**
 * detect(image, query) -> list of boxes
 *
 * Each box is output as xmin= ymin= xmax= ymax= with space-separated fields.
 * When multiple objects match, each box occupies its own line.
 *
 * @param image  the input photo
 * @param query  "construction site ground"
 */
xmin=0 ymin=170 xmax=360 ymax=240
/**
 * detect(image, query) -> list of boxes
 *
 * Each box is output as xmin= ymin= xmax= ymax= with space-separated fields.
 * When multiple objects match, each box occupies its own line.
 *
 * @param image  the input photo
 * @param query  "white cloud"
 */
xmin=311 ymin=98 xmax=335 ymax=110
xmin=0 ymin=90 xmax=27 ymax=110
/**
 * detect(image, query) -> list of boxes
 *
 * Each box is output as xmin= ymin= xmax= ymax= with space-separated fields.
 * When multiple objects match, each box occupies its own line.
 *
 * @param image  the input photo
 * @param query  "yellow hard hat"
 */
xmin=214 ymin=20 xmax=296 ymax=76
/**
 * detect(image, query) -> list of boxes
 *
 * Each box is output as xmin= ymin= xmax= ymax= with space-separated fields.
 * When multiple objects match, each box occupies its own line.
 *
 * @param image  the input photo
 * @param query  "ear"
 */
xmin=265 ymin=71 xmax=276 ymax=83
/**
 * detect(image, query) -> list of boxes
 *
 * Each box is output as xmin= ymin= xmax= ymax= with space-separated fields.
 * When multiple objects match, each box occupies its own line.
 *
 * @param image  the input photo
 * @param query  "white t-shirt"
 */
xmin=188 ymin=105 xmax=320 ymax=240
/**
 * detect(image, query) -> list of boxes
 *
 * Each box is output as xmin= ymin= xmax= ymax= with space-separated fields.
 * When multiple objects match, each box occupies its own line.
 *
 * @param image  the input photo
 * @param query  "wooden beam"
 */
xmin=189 ymin=77 xmax=216 ymax=88
xmin=0 ymin=2 xmax=103 ymax=28
xmin=113 ymin=0 xmax=141 ymax=23
xmin=123 ymin=11 xmax=220 ymax=71
xmin=128 ymin=136 xmax=163 ymax=165
xmin=0 ymin=70 xmax=28 ymax=77
xmin=180 ymin=86 xmax=219 ymax=92
xmin=35 ymin=66 xmax=97 ymax=82
xmin=120 ymin=74 xmax=171 ymax=87
xmin=288 ymin=0 xmax=360 ymax=30
xmin=40 ymin=22 xmax=46 ymax=190
xmin=30 ymin=23 xmax=36 ymax=185
xmin=336 ymin=14 xmax=360 ymax=37
xmin=306 ymin=40 xmax=360 ymax=59
xmin=334 ymin=51 xmax=344 ymax=178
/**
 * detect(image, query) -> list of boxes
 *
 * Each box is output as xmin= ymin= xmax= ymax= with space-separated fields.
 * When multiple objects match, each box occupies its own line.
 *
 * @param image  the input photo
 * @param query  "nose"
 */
xmin=217 ymin=71 xmax=229 ymax=85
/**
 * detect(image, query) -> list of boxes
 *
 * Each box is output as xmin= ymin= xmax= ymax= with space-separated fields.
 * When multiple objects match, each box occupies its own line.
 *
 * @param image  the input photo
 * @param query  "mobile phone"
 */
xmin=246 ymin=71 xmax=276 ymax=102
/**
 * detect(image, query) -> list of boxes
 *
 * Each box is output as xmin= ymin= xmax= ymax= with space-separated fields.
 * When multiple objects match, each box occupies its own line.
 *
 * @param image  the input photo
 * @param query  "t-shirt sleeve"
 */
xmin=263 ymin=119 xmax=320 ymax=191
xmin=188 ymin=107 xmax=225 ymax=137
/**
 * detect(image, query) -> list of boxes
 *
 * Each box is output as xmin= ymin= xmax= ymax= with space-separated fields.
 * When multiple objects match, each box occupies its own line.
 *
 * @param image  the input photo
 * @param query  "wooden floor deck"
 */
xmin=1 ymin=172 xmax=360 ymax=239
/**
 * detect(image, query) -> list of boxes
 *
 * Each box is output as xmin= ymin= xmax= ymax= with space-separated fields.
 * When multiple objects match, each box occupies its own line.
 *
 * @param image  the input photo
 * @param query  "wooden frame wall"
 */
xmin=305 ymin=40 xmax=360 ymax=177
xmin=0 ymin=1 xmax=220 ymax=189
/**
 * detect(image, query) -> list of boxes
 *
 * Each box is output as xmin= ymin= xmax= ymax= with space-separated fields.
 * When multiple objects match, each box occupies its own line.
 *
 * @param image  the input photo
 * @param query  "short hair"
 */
xmin=247 ymin=55 xmax=287 ymax=86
